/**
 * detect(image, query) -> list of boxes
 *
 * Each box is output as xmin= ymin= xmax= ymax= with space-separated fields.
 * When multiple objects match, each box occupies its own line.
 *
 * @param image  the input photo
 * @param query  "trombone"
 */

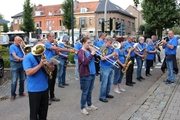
xmin=89 ymin=44 xmax=120 ymax=68
xmin=20 ymin=39 xmax=31 ymax=54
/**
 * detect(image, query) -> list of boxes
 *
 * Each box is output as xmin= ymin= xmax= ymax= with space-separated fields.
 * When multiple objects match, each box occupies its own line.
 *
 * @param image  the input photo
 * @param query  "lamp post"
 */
xmin=104 ymin=0 xmax=108 ymax=32
xmin=71 ymin=0 xmax=74 ymax=45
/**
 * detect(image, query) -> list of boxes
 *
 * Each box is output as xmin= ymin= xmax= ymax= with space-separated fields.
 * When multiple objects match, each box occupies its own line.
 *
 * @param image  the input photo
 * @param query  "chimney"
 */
xmin=74 ymin=0 xmax=79 ymax=9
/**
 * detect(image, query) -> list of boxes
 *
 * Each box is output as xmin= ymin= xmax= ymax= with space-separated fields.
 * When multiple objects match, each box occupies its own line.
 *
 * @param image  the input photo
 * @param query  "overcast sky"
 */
xmin=0 ymin=0 xmax=134 ymax=21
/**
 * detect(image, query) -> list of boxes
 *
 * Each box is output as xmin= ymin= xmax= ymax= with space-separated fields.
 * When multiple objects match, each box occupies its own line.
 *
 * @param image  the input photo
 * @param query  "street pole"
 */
xmin=71 ymin=0 xmax=74 ymax=45
xmin=104 ymin=0 xmax=108 ymax=32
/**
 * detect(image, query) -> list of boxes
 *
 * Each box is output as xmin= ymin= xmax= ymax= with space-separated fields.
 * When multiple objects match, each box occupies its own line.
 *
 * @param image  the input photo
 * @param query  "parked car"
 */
xmin=0 ymin=55 xmax=4 ymax=78
xmin=0 ymin=34 xmax=9 ymax=47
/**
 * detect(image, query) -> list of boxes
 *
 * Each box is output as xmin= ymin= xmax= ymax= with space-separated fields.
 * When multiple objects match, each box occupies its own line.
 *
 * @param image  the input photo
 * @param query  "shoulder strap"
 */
xmin=33 ymin=55 xmax=49 ymax=76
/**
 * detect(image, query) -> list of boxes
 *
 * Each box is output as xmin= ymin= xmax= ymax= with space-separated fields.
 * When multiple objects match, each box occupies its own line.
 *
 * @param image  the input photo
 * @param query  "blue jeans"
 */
xmin=10 ymin=62 xmax=25 ymax=97
xmin=166 ymin=59 xmax=174 ymax=82
xmin=136 ymin=58 xmax=143 ymax=78
xmin=74 ymin=58 xmax=79 ymax=78
xmin=58 ymin=58 xmax=67 ymax=85
xmin=99 ymin=67 xmax=113 ymax=100
xmin=113 ymin=66 xmax=124 ymax=85
xmin=80 ymin=75 xmax=95 ymax=109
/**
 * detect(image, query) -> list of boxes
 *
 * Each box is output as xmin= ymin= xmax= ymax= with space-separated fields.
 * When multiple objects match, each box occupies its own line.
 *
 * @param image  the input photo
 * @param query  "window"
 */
xmin=80 ymin=17 xmax=86 ymax=28
xmin=128 ymin=21 xmax=131 ymax=27
xmin=48 ymin=12 xmax=52 ymax=16
xmin=99 ymin=18 xmax=104 ymax=24
xmin=121 ymin=19 xmax=125 ymax=24
xmin=132 ymin=22 xmax=135 ymax=28
xmin=117 ymin=18 xmax=120 ymax=22
xmin=81 ymin=7 xmax=88 ymax=13
xmin=59 ymin=20 xmax=62 ymax=26
xmin=14 ymin=19 xmax=18 ymax=24
xmin=35 ymin=11 xmax=42 ymax=16
xmin=19 ymin=18 xmax=21 ymax=24
xmin=60 ymin=8 xmax=64 ymax=14
xmin=46 ymin=20 xmax=54 ymax=28
xmin=89 ymin=17 xmax=92 ymax=25
xmin=35 ymin=21 xmax=42 ymax=27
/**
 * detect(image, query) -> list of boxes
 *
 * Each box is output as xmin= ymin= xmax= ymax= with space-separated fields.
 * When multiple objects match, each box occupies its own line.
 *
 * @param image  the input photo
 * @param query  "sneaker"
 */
xmin=81 ymin=108 xmax=89 ymax=115
xmin=87 ymin=105 xmax=98 ymax=110
xmin=114 ymin=89 xmax=121 ymax=94
xmin=119 ymin=88 xmax=126 ymax=92
xmin=75 ymin=77 xmax=79 ymax=80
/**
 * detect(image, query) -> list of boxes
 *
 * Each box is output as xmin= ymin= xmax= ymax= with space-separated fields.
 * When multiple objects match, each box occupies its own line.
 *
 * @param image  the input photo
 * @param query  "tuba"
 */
xmin=122 ymin=47 xmax=133 ymax=73
xmin=32 ymin=44 xmax=53 ymax=79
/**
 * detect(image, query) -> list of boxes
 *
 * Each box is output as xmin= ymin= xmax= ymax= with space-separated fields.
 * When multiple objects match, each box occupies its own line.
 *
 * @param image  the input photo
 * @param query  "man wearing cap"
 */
xmin=57 ymin=34 xmax=70 ymax=88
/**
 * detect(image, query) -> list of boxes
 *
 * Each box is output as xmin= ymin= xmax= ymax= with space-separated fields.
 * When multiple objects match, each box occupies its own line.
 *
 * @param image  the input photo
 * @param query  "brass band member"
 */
xmin=9 ymin=36 xmax=26 ymax=101
xmin=44 ymin=32 xmax=77 ymax=105
xmin=113 ymin=37 xmax=126 ymax=94
xmin=23 ymin=40 xmax=54 ymax=120
xmin=99 ymin=37 xmax=117 ymax=102
xmin=124 ymin=36 xmax=136 ymax=86
xmin=145 ymin=38 xmax=157 ymax=76
xmin=134 ymin=36 xmax=147 ymax=82
xmin=78 ymin=37 xmax=98 ymax=115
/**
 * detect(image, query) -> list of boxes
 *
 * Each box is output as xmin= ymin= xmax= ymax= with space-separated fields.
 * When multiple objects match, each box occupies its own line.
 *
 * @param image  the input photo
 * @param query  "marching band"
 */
xmin=9 ymin=31 xmax=178 ymax=119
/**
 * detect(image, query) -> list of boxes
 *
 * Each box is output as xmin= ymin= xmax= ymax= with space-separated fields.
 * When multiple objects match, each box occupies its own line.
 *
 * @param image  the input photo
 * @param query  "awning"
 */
xmin=0 ymin=19 xmax=9 ymax=24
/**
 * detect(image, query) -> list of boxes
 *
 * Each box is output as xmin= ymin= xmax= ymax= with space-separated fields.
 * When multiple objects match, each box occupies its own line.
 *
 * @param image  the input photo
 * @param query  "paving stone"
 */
xmin=164 ymin=113 xmax=171 ymax=118
xmin=151 ymin=114 xmax=160 ymax=119
xmin=166 ymin=109 xmax=178 ymax=115
xmin=170 ymin=114 xmax=180 ymax=119
xmin=141 ymin=105 xmax=149 ymax=109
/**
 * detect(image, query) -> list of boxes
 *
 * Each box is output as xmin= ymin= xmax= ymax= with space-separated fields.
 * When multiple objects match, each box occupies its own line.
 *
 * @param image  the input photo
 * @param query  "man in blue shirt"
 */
xmin=44 ymin=32 xmax=77 ymax=105
xmin=9 ymin=36 xmax=26 ymax=101
xmin=23 ymin=40 xmax=54 ymax=120
xmin=124 ymin=35 xmax=136 ymax=86
xmin=99 ymin=37 xmax=117 ymax=103
xmin=162 ymin=30 xmax=178 ymax=84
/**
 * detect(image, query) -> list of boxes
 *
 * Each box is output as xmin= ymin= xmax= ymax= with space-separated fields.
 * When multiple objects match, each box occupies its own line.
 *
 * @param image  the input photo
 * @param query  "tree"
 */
xmin=0 ymin=13 xmax=8 ymax=32
xmin=20 ymin=0 xmax=35 ymax=36
xmin=141 ymin=0 xmax=180 ymax=38
xmin=61 ymin=0 xmax=76 ymax=36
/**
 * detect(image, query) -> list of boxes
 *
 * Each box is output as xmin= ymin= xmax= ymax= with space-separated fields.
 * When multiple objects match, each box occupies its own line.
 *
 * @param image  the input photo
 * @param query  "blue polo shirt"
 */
xmin=58 ymin=43 xmax=69 ymax=59
xmin=74 ymin=41 xmax=82 ymax=59
xmin=124 ymin=41 xmax=135 ymax=57
xmin=146 ymin=45 xmax=155 ymax=60
xmin=23 ymin=53 xmax=48 ymax=92
xmin=96 ymin=40 xmax=105 ymax=48
xmin=9 ymin=44 xmax=24 ymax=60
xmin=85 ymin=50 xmax=96 ymax=75
xmin=135 ymin=42 xmax=147 ymax=58
xmin=100 ymin=47 xmax=114 ymax=68
xmin=44 ymin=42 xmax=56 ymax=61
xmin=164 ymin=37 xmax=178 ymax=55
xmin=114 ymin=47 xmax=125 ymax=64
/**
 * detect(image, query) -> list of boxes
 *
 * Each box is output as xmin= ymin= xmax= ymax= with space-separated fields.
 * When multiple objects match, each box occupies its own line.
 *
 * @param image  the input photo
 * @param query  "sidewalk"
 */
xmin=119 ymin=73 xmax=180 ymax=120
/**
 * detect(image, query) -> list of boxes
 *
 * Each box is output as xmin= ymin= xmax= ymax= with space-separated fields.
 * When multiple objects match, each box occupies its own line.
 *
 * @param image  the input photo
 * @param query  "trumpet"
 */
xmin=20 ymin=39 xmax=31 ymax=54
xmin=89 ymin=44 xmax=120 ymax=68
xmin=32 ymin=44 xmax=53 ymax=79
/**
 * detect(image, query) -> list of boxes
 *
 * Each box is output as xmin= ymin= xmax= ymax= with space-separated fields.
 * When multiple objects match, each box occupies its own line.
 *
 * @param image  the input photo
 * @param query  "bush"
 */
xmin=68 ymin=53 xmax=75 ymax=64
xmin=0 ymin=47 xmax=10 ymax=68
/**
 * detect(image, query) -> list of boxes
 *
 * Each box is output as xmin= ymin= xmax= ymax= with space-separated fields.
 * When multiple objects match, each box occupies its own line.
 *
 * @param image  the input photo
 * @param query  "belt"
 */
xmin=10 ymin=60 xmax=22 ymax=63
xmin=165 ymin=54 xmax=175 ymax=56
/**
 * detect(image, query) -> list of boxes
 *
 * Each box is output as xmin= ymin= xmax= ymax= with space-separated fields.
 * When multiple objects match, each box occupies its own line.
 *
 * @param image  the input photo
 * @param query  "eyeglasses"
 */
xmin=86 ymin=42 xmax=92 ymax=44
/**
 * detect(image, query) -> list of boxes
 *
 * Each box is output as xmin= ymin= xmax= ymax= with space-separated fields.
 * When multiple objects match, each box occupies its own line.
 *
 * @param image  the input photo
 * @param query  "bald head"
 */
xmin=14 ymin=36 xmax=22 ymax=46
xmin=168 ymin=30 xmax=174 ymax=38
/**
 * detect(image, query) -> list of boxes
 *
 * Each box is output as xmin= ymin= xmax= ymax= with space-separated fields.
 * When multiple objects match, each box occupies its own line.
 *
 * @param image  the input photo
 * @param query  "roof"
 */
xmin=95 ymin=0 xmax=135 ymax=18
xmin=126 ymin=5 xmax=142 ymax=14
xmin=11 ymin=12 xmax=23 ymax=18
xmin=0 ymin=19 xmax=9 ymax=24
xmin=74 ymin=1 xmax=99 ymax=13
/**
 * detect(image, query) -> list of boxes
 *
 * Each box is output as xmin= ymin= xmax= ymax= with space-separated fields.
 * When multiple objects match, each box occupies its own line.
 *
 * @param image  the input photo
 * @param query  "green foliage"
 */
xmin=141 ymin=0 xmax=180 ymax=38
xmin=20 ymin=0 xmax=35 ymax=36
xmin=0 ymin=13 xmax=8 ymax=32
xmin=171 ymin=24 xmax=180 ymax=34
xmin=68 ymin=53 xmax=75 ymax=64
xmin=61 ymin=0 xmax=76 ymax=35
xmin=0 ymin=47 xmax=10 ymax=68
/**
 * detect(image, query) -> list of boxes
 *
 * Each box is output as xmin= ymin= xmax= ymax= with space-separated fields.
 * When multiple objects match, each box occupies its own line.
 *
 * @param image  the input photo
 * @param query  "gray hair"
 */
xmin=105 ymin=36 xmax=113 ymax=42
xmin=138 ymin=36 xmax=145 ymax=41
xmin=34 ymin=39 xmax=44 ymax=46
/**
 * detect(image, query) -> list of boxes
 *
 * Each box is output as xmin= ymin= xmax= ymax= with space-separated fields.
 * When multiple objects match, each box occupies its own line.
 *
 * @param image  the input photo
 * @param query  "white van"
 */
xmin=0 ymin=34 xmax=9 ymax=46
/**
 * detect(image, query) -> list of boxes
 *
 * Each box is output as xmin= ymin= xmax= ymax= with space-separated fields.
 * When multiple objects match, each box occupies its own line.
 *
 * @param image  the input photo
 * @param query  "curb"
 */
xmin=118 ymin=73 xmax=168 ymax=120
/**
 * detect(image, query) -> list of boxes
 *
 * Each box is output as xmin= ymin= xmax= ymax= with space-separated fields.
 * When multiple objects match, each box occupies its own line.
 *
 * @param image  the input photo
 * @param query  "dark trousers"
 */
xmin=28 ymin=89 xmax=48 ymax=120
xmin=126 ymin=57 xmax=134 ymax=84
xmin=94 ymin=56 xmax=100 ymax=74
xmin=48 ymin=65 xmax=57 ymax=99
xmin=146 ymin=60 xmax=153 ymax=75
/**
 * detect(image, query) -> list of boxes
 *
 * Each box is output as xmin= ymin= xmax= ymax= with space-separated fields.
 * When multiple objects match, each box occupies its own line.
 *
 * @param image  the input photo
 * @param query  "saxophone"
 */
xmin=142 ymin=49 xmax=147 ymax=61
xmin=122 ymin=47 xmax=133 ymax=73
